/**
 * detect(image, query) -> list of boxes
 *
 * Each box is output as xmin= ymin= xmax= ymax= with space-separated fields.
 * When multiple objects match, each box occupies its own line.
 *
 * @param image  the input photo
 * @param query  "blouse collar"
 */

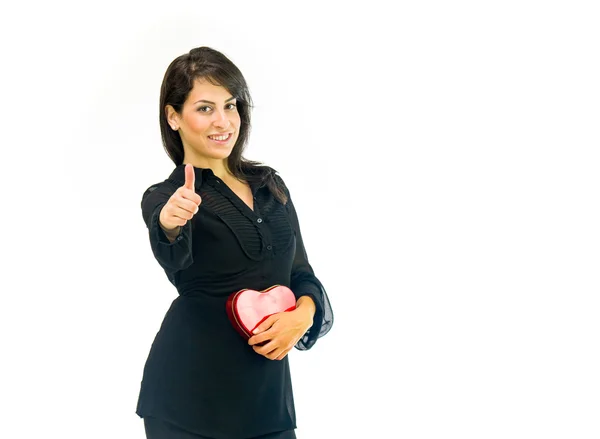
xmin=166 ymin=164 xmax=260 ymax=195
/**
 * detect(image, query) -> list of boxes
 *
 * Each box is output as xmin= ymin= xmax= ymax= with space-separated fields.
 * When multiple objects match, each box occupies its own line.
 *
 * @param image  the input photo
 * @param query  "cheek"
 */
xmin=186 ymin=115 xmax=210 ymax=133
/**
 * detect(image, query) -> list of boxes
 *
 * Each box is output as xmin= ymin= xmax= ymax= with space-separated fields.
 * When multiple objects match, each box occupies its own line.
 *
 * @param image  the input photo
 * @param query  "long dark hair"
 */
xmin=158 ymin=46 xmax=287 ymax=204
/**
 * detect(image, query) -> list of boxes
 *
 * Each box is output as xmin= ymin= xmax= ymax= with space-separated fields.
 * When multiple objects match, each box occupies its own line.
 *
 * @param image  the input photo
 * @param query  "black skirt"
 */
xmin=143 ymin=416 xmax=297 ymax=439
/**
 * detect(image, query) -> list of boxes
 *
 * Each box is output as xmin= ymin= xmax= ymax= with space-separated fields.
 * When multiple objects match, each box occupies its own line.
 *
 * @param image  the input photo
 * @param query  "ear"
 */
xmin=165 ymin=105 xmax=180 ymax=130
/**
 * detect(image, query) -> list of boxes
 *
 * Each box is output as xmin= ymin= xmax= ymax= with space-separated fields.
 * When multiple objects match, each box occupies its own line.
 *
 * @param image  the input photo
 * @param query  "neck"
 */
xmin=183 ymin=154 xmax=231 ymax=180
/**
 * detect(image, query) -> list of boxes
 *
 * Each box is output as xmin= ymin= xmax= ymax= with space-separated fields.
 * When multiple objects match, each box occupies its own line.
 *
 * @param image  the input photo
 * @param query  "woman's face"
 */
xmin=168 ymin=78 xmax=241 ymax=164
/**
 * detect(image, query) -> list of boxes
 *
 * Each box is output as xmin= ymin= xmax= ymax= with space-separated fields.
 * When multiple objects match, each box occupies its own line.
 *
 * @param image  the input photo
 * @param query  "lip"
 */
xmin=208 ymin=132 xmax=233 ymax=137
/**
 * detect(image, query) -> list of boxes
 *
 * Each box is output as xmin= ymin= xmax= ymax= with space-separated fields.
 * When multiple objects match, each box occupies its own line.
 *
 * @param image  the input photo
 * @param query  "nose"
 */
xmin=212 ymin=109 xmax=230 ymax=129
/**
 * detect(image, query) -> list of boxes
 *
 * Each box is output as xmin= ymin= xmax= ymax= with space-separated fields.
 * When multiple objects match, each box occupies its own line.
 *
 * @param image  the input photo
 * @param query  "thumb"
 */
xmin=184 ymin=163 xmax=195 ymax=190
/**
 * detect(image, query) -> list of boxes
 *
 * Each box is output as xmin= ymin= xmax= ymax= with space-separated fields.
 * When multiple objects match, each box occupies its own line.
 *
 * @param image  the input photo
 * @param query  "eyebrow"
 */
xmin=194 ymin=96 xmax=236 ymax=105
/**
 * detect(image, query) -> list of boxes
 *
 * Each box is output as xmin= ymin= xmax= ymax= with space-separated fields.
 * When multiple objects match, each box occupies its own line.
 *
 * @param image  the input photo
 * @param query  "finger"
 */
xmin=275 ymin=350 xmax=289 ymax=361
xmin=179 ymin=187 xmax=202 ymax=205
xmin=162 ymin=206 xmax=193 ymax=226
xmin=161 ymin=213 xmax=187 ymax=228
xmin=160 ymin=203 xmax=188 ymax=228
xmin=270 ymin=348 xmax=283 ymax=360
xmin=253 ymin=315 xmax=277 ymax=335
xmin=268 ymin=347 xmax=284 ymax=360
xmin=249 ymin=330 xmax=272 ymax=346
xmin=174 ymin=207 xmax=195 ymax=221
xmin=248 ymin=328 xmax=272 ymax=346
xmin=254 ymin=340 xmax=278 ymax=356
xmin=163 ymin=206 xmax=192 ymax=226
xmin=184 ymin=163 xmax=195 ymax=190
xmin=248 ymin=332 xmax=269 ymax=346
xmin=171 ymin=196 xmax=201 ymax=217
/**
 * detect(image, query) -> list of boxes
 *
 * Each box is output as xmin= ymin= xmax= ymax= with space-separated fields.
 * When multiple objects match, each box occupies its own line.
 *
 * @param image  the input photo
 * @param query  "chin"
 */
xmin=208 ymin=150 xmax=233 ymax=160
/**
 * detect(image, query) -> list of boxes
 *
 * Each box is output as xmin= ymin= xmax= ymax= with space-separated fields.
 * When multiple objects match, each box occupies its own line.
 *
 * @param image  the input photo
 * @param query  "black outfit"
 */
xmin=135 ymin=164 xmax=334 ymax=439
xmin=144 ymin=416 xmax=296 ymax=439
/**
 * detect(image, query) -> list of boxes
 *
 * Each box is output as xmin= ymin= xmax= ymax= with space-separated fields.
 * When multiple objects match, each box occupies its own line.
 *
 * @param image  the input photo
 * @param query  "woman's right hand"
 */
xmin=159 ymin=163 xmax=202 ymax=231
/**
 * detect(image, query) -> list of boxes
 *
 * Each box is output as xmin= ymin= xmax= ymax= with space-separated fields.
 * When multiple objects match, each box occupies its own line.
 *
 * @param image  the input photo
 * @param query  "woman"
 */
xmin=135 ymin=46 xmax=334 ymax=439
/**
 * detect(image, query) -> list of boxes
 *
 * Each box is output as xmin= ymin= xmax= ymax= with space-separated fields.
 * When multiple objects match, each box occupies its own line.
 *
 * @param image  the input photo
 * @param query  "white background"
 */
xmin=1 ymin=1 xmax=599 ymax=438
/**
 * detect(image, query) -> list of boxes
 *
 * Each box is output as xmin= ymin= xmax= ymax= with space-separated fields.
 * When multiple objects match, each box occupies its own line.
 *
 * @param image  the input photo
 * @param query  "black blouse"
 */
xmin=135 ymin=164 xmax=334 ymax=439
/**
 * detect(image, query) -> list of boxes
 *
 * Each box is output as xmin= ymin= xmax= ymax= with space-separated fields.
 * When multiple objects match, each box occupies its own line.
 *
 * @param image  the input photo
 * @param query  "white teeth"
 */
xmin=209 ymin=134 xmax=229 ymax=141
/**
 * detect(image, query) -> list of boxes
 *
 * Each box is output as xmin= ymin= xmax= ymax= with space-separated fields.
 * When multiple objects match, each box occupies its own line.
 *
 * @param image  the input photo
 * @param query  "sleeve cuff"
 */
xmin=292 ymin=277 xmax=329 ymax=351
xmin=149 ymin=203 xmax=194 ymax=273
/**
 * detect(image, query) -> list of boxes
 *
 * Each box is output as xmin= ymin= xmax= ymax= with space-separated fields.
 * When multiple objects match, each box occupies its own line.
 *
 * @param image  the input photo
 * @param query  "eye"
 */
xmin=197 ymin=103 xmax=237 ymax=113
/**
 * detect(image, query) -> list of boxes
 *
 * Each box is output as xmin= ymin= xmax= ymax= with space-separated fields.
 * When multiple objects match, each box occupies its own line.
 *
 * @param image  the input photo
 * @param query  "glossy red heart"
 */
xmin=226 ymin=284 xmax=297 ymax=341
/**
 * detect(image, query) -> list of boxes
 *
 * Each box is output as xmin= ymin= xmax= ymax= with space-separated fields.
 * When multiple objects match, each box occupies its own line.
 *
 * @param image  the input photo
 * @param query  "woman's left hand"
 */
xmin=248 ymin=309 xmax=313 ymax=360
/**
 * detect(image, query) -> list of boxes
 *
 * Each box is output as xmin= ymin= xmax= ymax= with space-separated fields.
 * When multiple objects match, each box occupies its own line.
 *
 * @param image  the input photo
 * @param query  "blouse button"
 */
xmin=257 ymin=218 xmax=263 ymax=223
xmin=267 ymin=245 xmax=272 ymax=250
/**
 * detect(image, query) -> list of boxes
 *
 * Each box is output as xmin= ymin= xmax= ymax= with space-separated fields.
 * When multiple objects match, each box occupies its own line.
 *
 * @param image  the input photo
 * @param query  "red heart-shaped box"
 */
xmin=226 ymin=284 xmax=297 ymax=341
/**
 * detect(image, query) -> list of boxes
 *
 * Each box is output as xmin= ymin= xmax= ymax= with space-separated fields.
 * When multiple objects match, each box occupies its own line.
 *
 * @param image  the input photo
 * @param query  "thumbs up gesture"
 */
xmin=159 ymin=163 xmax=203 ymax=231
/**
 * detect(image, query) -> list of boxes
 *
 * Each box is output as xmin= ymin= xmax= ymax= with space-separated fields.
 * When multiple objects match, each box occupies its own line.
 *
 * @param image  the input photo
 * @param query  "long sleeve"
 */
xmin=141 ymin=182 xmax=194 ymax=274
xmin=282 ymin=181 xmax=334 ymax=351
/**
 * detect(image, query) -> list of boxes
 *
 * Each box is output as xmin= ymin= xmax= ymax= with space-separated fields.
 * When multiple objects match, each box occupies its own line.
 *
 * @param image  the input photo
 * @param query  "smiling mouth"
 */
xmin=208 ymin=133 xmax=233 ymax=142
